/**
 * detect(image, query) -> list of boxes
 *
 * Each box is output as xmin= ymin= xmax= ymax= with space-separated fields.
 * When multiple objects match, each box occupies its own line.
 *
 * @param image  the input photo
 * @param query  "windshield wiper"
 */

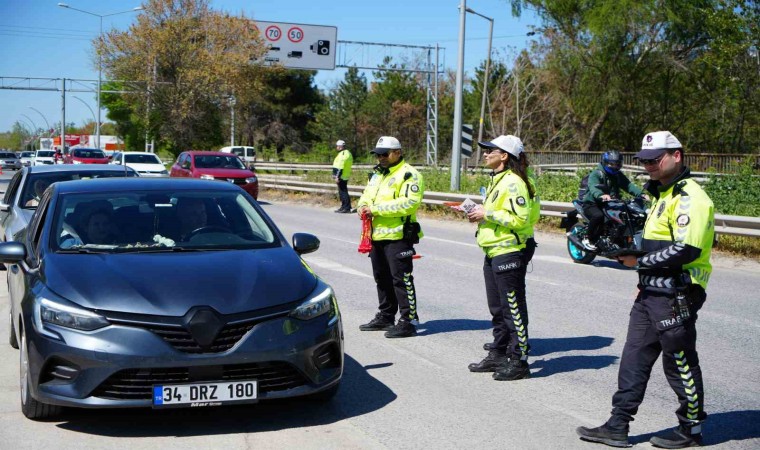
xmin=57 ymin=248 xmax=113 ymax=254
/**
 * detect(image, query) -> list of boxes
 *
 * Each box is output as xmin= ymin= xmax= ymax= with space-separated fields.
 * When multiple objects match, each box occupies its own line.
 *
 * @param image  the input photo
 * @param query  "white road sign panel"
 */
xmin=254 ymin=20 xmax=337 ymax=70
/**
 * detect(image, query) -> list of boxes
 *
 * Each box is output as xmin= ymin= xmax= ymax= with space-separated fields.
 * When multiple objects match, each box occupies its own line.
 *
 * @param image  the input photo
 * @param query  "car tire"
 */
xmin=20 ymin=328 xmax=61 ymax=420
xmin=9 ymin=313 xmax=18 ymax=349
xmin=306 ymin=382 xmax=340 ymax=402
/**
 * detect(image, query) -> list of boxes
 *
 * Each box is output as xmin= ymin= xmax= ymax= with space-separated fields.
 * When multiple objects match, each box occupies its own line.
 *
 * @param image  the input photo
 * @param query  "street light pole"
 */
xmin=73 ymin=96 xmax=98 ymax=128
xmin=451 ymin=0 xmax=467 ymax=191
xmin=57 ymin=3 xmax=143 ymax=151
xmin=29 ymin=107 xmax=51 ymax=135
xmin=465 ymin=7 xmax=494 ymax=168
xmin=229 ymin=95 xmax=236 ymax=146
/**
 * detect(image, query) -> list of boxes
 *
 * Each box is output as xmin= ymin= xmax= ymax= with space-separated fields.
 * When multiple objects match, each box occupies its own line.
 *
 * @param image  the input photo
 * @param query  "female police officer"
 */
xmin=466 ymin=135 xmax=536 ymax=381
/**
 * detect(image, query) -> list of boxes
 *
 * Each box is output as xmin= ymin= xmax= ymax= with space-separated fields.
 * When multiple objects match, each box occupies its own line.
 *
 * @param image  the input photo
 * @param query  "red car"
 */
xmin=170 ymin=151 xmax=259 ymax=200
xmin=64 ymin=148 xmax=110 ymax=164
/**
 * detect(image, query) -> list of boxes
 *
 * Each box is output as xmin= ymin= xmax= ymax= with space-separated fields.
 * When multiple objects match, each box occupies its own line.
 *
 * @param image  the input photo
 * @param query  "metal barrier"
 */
xmin=258 ymin=175 xmax=760 ymax=238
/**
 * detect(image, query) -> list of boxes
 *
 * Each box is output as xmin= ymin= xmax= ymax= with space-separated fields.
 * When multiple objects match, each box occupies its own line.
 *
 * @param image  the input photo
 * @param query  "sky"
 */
xmin=0 ymin=0 xmax=540 ymax=134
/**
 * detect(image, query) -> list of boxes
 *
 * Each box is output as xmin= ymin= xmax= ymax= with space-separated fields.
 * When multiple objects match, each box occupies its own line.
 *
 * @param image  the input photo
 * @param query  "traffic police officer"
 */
xmin=467 ymin=135 xmax=536 ymax=381
xmin=577 ymin=131 xmax=714 ymax=448
xmin=332 ymin=139 xmax=354 ymax=213
xmin=357 ymin=136 xmax=424 ymax=338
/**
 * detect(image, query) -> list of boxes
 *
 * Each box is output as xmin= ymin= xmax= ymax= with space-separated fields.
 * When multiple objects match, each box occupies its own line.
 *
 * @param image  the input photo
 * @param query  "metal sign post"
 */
xmin=254 ymin=21 xmax=338 ymax=70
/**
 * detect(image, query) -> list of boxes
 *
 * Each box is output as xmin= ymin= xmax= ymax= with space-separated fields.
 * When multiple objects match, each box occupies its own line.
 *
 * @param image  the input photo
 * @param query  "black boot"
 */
xmin=483 ymin=342 xmax=496 ymax=351
xmin=384 ymin=320 xmax=416 ymax=338
xmin=576 ymin=424 xmax=630 ymax=448
xmin=359 ymin=313 xmax=394 ymax=331
xmin=650 ymin=426 xmax=703 ymax=448
xmin=493 ymin=359 xmax=530 ymax=380
xmin=468 ymin=350 xmax=508 ymax=372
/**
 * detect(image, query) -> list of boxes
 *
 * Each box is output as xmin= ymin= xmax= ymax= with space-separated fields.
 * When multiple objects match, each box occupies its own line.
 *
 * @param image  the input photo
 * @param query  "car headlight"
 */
xmin=290 ymin=286 xmax=336 ymax=321
xmin=35 ymin=298 xmax=110 ymax=337
xmin=73 ymin=160 xmax=83 ymax=164
xmin=160 ymin=169 xmax=169 ymax=175
xmin=246 ymin=176 xmax=257 ymax=183
xmin=200 ymin=174 xmax=215 ymax=180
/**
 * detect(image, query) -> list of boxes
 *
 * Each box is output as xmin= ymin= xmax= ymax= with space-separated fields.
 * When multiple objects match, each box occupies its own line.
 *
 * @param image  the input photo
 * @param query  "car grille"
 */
xmin=224 ymin=178 xmax=247 ymax=185
xmin=91 ymin=361 xmax=307 ymax=400
xmin=144 ymin=319 xmax=258 ymax=354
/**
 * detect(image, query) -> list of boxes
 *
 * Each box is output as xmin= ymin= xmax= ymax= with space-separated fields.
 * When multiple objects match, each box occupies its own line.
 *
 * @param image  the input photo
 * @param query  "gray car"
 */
xmin=0 ymin=165 xmax=139 ymax=245
xmin=0 ymin=152 xmax=22 ymax=171
xmin=1 ymin=178 xmax=343 ymax=420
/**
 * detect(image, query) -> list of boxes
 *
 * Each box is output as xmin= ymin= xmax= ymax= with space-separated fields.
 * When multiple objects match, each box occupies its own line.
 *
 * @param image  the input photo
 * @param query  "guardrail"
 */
xmin=258 ymin=175 xmax=760 ymax=238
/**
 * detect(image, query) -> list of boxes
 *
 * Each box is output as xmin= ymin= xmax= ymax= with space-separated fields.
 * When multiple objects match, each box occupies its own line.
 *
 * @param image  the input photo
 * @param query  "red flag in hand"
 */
xmin=358 ymin=212 xmax=372 ymax=253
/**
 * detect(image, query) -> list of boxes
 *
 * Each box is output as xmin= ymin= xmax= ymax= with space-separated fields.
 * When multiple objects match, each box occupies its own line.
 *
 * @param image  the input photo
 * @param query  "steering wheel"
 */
xmin=185 ymin=225 xmax=232 ymax=241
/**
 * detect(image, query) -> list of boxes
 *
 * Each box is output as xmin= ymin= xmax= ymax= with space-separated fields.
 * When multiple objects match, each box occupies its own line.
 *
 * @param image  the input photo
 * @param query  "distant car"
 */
xmin=64 ymin=147 xmax=110 ymax=164
xmin=0 ymin=165 xmax=139 ymax=246
xmin=33 ymin=150 xmax=56 ymax=166
xmin=1 ymin=177 xmax=341 ymax=420
xmin=111 ymin=151 xmax=169 ymax=177
xmin=171 ymin=151 xmax=258 ymax=200
xmin=18 ymin=151 xmax=35 ymax=167
xmin=219 ymin=146 xmax=256 ymax=168
xmin=0 ymin=152 xmax=22 ymax=171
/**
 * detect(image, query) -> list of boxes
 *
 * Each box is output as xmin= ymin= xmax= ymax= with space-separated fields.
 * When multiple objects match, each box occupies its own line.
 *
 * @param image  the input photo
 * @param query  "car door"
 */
xmin=0 ymin=171 xmax=23 ymax=241
xmin=170 ymin=153 xmax=186 ymax=177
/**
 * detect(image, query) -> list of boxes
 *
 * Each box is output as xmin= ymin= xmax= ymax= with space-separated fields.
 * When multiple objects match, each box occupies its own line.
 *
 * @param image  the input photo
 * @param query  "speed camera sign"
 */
xmin=255 ymin=20 xmax=337 ymax=70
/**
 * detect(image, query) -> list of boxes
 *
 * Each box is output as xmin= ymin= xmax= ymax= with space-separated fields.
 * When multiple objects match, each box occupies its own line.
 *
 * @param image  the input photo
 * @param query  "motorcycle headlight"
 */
xmin=245 ymin=176 xmax=257 ymax=184
xmin=36 ymin=298 xmax=110 ymax=336
xmin=289 ymin=286 xmax=336 ymax=321
xmin=200 ymin=174 xmax=215 ymax=180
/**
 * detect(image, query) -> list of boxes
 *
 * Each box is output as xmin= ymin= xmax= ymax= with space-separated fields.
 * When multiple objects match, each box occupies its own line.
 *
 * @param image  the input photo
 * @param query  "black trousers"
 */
xmin=370 ymin=240 xmax=418 ymax=322
xmin=483 ymin=251 xmax=529 ymax=360
xmin=337 ymin=179 xmax=351 ymax=211
xmin=607 ymin=286 xmax=707 ymax=431
xmin=582 ymin=203 xmax=605 ymax=243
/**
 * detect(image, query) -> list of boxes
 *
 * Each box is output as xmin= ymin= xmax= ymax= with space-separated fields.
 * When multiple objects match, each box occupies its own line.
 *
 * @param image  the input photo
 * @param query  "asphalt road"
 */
xmin=0 ymin=177 xmax=758 ymax=449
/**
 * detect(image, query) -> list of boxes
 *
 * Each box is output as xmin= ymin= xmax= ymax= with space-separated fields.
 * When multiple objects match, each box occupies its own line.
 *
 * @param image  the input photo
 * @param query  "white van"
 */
xmin=219 ymin=146 xmax=256 ymax=168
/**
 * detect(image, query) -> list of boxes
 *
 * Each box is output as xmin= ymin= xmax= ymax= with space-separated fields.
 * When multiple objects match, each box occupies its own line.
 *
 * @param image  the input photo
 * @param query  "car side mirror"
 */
xmin=292 ymin=233 xmax=320 ymax=255
xmin=0 ymin=242 xmax=26 ymax=263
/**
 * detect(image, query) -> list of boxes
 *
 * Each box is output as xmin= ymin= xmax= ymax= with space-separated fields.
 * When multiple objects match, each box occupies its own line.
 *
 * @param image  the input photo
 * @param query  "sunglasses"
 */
xmin=639 ymin=154 xmax=666 ymax=165
xmin=375 ymin=152 xmax=391 ymax=158
xmin=482 ymin=148 xmax=505 ymax=155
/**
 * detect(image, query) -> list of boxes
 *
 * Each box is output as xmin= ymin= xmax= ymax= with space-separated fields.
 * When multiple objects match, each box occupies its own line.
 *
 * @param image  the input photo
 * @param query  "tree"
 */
xmin=311 ymin=67 xmax=370 ymax=152
xmin=99 ymin=0 xmax=266 ymax=154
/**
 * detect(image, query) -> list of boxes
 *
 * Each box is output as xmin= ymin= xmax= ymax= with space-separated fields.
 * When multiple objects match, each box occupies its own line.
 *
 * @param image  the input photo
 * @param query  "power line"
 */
xmin=0 ymin=32 xmax=92 ymax=41
xmin=0 ymin=23 xmax=95 ymax=35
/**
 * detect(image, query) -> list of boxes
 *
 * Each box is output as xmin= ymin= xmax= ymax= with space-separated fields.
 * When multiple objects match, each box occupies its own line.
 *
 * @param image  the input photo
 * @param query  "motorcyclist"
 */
xmin=581 ymin=151 xmax=645 ymax=251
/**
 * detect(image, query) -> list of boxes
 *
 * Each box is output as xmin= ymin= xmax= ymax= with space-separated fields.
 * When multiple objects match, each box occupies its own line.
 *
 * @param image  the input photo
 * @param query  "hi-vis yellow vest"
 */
xmin=332 ymin=149 xmax=353 ymax=180
xmin=477 ymin=170 xmax=534 ymax=257
xmin=357 ymin=160 xmax=424 ymax=241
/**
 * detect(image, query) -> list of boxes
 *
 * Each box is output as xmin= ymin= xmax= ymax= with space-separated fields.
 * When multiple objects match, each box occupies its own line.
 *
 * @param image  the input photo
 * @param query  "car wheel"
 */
xmin=19 ymin=328 xmax=61 ymax=420
xmin=8 ymin=312 xmax=18 ymax=349
xmin=306 ymin=382 xmax=340 ymax=402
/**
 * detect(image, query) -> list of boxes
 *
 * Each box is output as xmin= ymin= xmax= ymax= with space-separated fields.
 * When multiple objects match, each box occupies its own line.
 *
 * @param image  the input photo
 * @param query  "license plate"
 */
xmin=152 ymin=380 xmax=258 ymax=408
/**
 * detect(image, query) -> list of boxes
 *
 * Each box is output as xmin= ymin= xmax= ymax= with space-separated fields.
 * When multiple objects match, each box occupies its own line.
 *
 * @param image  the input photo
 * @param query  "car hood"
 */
xmin=127 ymin=163 xmax=166 ymax=172
xmin=42 ymin=246 xmax=318 ymax=316
xmin=74 ymin=158 xmax=110 ymax=164
xmin=194 ymin=168 xmax=255 ymax=178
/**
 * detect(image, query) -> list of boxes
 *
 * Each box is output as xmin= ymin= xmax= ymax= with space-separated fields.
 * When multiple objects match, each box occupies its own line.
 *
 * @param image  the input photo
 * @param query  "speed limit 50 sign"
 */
xmin=254 ymin=20 xmax=338 ymax=70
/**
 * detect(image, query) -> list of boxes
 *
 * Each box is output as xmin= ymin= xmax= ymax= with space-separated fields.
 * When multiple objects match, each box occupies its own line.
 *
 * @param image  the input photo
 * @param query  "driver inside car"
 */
xmin=176 ymin=197 xmax=208 ymax=241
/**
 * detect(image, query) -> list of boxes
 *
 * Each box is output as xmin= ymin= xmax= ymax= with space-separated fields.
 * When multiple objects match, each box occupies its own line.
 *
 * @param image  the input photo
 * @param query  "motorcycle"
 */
xmin=560 ymin=194 xmax=648 ymax=264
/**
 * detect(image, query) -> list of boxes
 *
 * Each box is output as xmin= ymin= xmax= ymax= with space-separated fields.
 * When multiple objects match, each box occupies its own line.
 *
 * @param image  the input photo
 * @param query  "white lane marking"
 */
xmin=323 ymin=235 xmax=359 ymax=245
xmin=302 ymin=255 xmax=373 ymax=279
xmin=425 ymin=236 xmax=479 ymax=248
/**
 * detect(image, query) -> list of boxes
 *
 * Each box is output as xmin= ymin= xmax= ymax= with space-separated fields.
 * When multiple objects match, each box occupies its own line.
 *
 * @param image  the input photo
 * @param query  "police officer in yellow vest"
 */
xmin=577 ymin=131 xmax=714 ymax=449
xmin=357 ymin=136 xmax=424 ymax=338
xmin=467 ymin=135 xmax=537 ymax=381
xmin=332 ymin=139 xmax=353 ymax=213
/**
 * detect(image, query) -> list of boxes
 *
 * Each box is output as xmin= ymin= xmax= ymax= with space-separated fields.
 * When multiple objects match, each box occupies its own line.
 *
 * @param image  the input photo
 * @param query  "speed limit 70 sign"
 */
xmin=254 ymin=20 xmax=337 ymax=70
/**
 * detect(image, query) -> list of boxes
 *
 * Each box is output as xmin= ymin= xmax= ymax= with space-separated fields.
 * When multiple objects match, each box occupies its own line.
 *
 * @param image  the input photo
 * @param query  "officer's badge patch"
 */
xmin=676 ymin=214 xmax=690 ymax=227
xmin=387 ymin=177 xmax=396 ymax=187
xmin=410 ymin=184 xmax=419 ymax=193
xmin=491 ymin=190 xmax=499 ymax=202
xmin=657 ymin=201 xmax=666 ymax=217
xmin=516 ymin=196 xmax=526 ymax=206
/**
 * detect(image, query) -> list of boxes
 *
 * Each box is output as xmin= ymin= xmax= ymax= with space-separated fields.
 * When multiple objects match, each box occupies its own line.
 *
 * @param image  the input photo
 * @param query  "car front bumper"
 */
xmin=25 ymin=311 xmax=343 ymax=409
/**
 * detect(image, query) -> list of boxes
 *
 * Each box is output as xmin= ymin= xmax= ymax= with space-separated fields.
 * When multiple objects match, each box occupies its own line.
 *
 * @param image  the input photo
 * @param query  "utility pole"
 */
xmin=451 ymin=0 xmax=467 ymax=191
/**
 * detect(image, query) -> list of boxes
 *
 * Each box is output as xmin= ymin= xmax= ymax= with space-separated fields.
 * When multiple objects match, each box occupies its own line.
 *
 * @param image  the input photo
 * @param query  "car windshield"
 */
xmin=21 ymin=152 xmax=34 ymax=157
xmin=51 ymin=189 xmax=278 ymax=253
xmin=125 ymin=153 xmax=162 ymax=164
xmin=74 ymin=149 xmax=106 ymax=158
xmin=21 ymin=170 xmax=138 ymax=209
xmin=37 ymin=151 xmax=55 ymax=157
xmin=194 ymin=155 xmax=245 ymax=169
xmin=0 ymin=153 xmax=16 ymax=158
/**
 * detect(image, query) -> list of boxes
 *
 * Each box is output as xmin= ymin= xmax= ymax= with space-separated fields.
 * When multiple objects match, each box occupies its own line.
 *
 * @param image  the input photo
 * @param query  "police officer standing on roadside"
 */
xmin=357 ymin=136 xmax=424 ymax=338
xmin=577 ymin=131 xmax=714 ymax=448
xmin=332 ymin=139 xmax=354 ymax=213
xmin=467 ymin=135 xmax=536 ymax=381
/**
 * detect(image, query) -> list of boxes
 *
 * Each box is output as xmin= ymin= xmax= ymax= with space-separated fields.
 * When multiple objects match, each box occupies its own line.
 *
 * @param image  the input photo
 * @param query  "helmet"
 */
xmin=602 ymin=150 xmax=622 ymax=174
